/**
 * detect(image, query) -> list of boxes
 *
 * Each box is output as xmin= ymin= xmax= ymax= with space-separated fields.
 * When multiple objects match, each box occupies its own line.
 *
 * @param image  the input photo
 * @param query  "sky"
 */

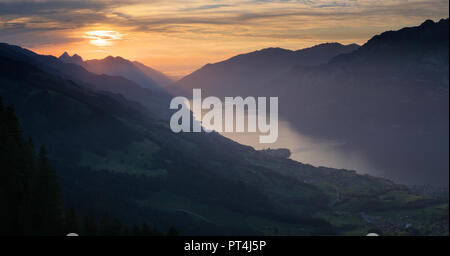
xmin=0 ymin=0 xmax=448 ymax=77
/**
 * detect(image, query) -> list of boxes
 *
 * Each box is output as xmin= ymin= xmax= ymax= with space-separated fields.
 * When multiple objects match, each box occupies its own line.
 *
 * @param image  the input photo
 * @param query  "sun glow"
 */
xmin=84 ymin=31 xmax=123 ymax=47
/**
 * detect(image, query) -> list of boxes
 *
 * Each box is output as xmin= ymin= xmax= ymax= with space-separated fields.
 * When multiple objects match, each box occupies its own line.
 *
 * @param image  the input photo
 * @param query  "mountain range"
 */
xmin=59 ymin=53 xmax=173 ymax=88
xmin=175 ymin=18 xmax=449 ymax=186
xmin=172 ymin=42 xmax=359 ymax=96
xmin=0 ymin=18 xmax=448 ymax=235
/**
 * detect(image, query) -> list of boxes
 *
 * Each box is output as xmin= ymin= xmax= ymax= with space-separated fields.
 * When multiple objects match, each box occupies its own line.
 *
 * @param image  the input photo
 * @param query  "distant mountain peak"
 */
xmin=80 ymin=55 xmax=172 ymax=88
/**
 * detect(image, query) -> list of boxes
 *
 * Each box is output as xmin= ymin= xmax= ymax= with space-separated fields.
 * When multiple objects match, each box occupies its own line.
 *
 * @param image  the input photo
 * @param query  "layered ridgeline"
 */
xmin=175 ymin=18 xmax=450 ymax=186
xmin=173 ymin=42 xmax=359 ymax=96
xmin=59 ymin=53 xmax=173 ymax=88
xmin=0 ymin=44 xmax=172 ymax=120
xmin=0 ymin=42 xmax=448 ymax=235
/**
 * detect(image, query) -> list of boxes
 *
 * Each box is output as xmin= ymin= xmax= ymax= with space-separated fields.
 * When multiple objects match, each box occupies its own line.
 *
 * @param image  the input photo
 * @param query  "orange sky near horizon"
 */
xmin=1 ymin=0 xmax=448 ymax=78
xmin=30 ymin=28 xmax=369 ymax=78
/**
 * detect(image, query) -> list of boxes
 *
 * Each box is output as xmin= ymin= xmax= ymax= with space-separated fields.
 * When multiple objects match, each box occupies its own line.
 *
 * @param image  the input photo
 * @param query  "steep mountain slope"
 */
xmin=59 ymin=53 xmax=172 ymax=88
xmin=0 ymin=43 xmax=171 ymax=119
xmin=174 ymin=18 xmax=449 ymax=186
xmin=331 ymin=19 xmax=449 ymax=65
xmin=0 ymin=44 xmax=447 ymax=235
xmin=174 ymin=42 xmax=359 ymax=96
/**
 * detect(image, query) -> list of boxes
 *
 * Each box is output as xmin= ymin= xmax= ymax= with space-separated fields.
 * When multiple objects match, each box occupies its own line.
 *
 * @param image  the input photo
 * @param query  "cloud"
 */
xmin=0 ymin=1 xmax=448 ymax=32
xmin=317 ymin=2 xmax=350 ymax=8
xmin=0 ymin=0 xmax=115 ymax=15
xmin=180 ymin=4 xmax=231 ymax=11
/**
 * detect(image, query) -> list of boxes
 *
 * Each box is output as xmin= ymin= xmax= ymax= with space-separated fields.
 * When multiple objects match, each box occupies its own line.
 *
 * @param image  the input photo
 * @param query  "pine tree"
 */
xmin=0 ymin=98 xmax=63 ymax=235
xmin=0 ymin=99 xmax=33 ymax=235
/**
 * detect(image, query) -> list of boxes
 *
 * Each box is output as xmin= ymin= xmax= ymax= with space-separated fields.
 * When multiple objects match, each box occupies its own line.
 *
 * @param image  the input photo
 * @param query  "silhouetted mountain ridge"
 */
xmin=211 ymin=42 xmax=360 ymax=67
xmin=174 ymin=42 xmax=359 ymax=97
xmin=0 ymin=43 xmax=172 ymax=119
xmin=59 ymin=53 xmax=173 ymax=89
xmin=59 ymin=51 xmax=83 ymax=65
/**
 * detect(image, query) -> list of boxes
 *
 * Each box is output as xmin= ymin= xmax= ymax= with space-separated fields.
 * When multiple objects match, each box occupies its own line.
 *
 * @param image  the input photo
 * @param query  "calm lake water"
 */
xmin=188 ymin=100 xmax=375 ymax=174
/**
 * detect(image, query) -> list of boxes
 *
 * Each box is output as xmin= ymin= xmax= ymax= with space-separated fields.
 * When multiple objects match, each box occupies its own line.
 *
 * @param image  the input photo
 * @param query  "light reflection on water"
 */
xmin=188 ymin=100 xmax=374 ymax=174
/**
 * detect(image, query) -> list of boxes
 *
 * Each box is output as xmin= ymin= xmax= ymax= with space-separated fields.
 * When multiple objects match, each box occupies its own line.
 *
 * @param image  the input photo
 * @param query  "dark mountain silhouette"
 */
xmin=59 ymin=53 xmax=172 ymax=89
xmin=0 ymin=43 xmax=171 ymax=119
xmin=175 ymin=18 xmax=449 ymax=186
xmin=331 ymin=18 xmax=449 ymax=64
xmin=1 ymin=43 xmax=447 ymax=235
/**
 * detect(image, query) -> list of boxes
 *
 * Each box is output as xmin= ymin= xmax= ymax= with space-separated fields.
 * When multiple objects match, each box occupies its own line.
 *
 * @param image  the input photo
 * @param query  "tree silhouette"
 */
xmin=0 ymin=97 xmax=63 ymax=235
xmin=0 ymin=96 xmax=173 ymax=236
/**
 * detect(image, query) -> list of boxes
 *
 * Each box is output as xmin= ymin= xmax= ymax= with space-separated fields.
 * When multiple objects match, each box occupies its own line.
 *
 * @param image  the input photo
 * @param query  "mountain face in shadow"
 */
xmin=59 ymin=52 xmax=83 ymax=65
xmin=1 ymin=43 xmax=447 ymax=235
xmin=59 ymin=53 xmax=173 ymax=89
xmin=0 ymin=43 xmax=172 ymax=119
xmin=175 ymin=18 xmax=449 ymax=186
xmin=332 ymin=19 xmax=449 ymax=64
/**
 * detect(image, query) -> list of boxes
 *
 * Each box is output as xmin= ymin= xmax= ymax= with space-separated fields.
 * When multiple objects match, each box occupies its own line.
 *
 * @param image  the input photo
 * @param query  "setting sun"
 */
xmin=84 ymin=30 xmax=123 ymax=47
